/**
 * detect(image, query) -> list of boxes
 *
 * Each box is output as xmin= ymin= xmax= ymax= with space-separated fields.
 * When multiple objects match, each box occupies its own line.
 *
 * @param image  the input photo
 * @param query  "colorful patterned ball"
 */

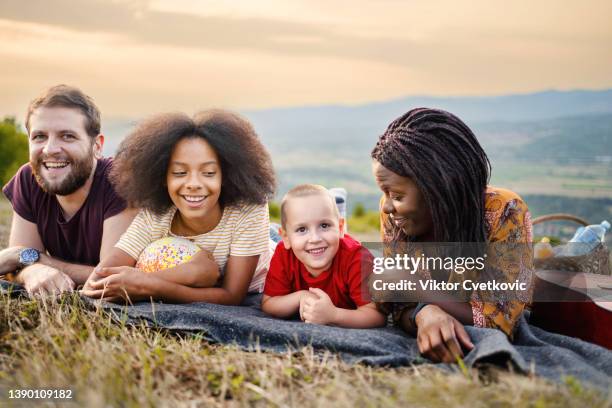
xmin=136 ymin=237 xmax=201 ymax=273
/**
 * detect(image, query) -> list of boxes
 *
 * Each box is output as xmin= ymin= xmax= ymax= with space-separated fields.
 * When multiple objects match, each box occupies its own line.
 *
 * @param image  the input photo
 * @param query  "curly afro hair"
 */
xmin=112 ymin=110 xmax=276 ymax=214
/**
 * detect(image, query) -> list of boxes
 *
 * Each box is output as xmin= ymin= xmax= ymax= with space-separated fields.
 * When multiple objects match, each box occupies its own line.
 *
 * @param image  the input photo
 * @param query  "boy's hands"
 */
xmin=301 ymin=287 xmax=339 ymax=325
xmin=298 ymin=290 xmax=319 ymax=320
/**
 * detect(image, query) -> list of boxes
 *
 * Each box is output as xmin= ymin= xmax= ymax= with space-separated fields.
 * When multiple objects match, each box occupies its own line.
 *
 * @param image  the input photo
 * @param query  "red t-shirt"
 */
xmin=2 ymin=158 xmax=126 ymax=266
xmin=263 ymin=234 xmax=373 ymax=309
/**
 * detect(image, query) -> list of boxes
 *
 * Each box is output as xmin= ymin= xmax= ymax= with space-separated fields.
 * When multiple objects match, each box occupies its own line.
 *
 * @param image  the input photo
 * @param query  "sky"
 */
xmin=0 ymin=0 xmax=611 ymax=118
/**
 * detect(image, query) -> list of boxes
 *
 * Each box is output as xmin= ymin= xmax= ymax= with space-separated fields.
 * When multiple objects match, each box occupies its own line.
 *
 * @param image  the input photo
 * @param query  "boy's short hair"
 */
xmin=280 ymin=184 xmax=340 ymax=228
xmin=26 ymin=84 xmax=101 ymax=138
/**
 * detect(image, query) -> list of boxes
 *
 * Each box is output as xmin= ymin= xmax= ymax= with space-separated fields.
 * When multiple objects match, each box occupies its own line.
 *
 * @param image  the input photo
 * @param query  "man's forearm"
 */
xmin=0 ymin=246 xmax=22 ymax=275
xmin=36 ymin=254 xmax=94 ymax=284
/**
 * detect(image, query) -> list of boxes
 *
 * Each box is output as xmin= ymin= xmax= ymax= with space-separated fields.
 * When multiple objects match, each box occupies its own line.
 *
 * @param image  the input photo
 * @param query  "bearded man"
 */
xmin=0 ymin=85 xmax=135 ymax=295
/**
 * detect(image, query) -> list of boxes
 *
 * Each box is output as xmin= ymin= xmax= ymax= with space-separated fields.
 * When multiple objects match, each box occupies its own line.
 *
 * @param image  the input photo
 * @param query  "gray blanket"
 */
xmin=2 ymin=281 xmax=611 ymax=391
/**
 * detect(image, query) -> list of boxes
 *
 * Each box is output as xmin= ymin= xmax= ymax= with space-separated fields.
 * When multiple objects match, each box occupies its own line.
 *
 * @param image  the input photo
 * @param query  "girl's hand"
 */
xmin=80 ymin=266 xmax=152 ymax=303
xmin=82 ymin=265 xmax=105 ymax=292
xmin=415 ymin=304 xmax=474 ymax=363
xmin=301 ymin=288 xmax=339 ymax=325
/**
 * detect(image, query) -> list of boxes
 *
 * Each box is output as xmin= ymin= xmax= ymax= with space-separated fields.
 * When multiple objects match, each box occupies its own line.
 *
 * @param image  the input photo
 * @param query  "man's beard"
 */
xmin=32 ymin=153 xmax=95 ymax=196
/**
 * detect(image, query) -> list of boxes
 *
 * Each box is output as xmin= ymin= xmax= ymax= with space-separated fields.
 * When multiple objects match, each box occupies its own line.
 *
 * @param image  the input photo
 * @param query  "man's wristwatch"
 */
xmin=18 ymin=248 xmax=40 ymax=269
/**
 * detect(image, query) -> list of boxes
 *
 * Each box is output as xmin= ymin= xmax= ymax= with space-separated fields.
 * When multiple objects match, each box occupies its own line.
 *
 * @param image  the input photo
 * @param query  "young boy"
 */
xmin=262 ymin=184 xmax=385 ymax=328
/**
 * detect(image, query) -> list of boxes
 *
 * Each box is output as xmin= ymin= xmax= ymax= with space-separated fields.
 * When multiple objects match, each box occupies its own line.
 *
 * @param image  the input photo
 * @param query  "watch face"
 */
xmin=20 ymin=248 xmax=40 ymax=265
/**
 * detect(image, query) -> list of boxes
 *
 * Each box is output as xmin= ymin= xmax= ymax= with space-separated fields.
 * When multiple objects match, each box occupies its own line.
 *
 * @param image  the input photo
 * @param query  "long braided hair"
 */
xmin=371 ymin=108 xmax=491 ymax=243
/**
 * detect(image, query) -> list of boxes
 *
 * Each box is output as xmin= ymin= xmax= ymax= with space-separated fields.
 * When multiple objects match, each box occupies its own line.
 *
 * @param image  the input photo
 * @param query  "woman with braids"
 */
xmin=82 ymin=110 xmax=276 ymax=304
xmin=371 ymin=107 xmax=533 ymax=363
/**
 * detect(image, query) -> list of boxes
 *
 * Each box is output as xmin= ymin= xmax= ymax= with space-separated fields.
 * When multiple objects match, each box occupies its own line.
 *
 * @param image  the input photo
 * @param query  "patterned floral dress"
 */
xmin=377 ymin=186 xmax=533 ymax=338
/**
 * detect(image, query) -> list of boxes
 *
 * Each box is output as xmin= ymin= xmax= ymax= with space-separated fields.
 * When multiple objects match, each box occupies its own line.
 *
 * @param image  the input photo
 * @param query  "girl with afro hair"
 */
xmin=82 ymin=110 xmax=276 ymax=305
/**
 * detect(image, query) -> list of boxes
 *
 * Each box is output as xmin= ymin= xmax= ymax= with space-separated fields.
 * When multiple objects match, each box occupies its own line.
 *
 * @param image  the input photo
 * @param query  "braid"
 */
xmin=372 ymin=108 xmax=491 ymax=243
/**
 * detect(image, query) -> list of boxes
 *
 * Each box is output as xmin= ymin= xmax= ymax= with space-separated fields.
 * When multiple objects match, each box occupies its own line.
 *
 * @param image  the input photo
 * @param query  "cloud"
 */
xmin=0 ymin=0 xmax=418 ymax=65
xmin=0 ymin=0 xmax=610 ymax=117
xmin=1 ymin=0 xmax=610 ymax=72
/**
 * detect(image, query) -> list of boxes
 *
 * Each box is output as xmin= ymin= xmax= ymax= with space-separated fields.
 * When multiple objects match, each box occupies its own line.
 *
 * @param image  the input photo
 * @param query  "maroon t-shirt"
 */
xmin=2 ymin=158 xmax=126 ymax=266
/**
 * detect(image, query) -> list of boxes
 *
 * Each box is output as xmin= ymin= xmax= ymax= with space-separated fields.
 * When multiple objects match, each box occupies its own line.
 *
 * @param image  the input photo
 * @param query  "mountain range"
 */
xmin=102 ymin=89 xmax=612 ymax=222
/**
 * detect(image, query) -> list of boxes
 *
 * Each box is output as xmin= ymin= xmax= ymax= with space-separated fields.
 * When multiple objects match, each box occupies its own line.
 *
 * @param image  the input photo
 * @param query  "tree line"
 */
xmin=0 ymin=117 xmax=28 ymax=187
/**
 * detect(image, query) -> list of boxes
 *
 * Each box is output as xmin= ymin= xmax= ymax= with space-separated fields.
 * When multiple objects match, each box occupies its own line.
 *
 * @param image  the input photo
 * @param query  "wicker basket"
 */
xmin=532 ymin=213 xmax=611 ymax=275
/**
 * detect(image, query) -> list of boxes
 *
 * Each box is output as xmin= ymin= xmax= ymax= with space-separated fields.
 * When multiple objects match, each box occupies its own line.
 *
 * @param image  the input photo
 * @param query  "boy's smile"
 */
xmin=281 ymin=193 xmax=344 ymax=277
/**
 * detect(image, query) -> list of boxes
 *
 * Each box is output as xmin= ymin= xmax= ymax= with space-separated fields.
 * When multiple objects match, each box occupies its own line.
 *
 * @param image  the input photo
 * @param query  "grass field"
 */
xmin=0 ymin=198 xmax=610 ymax=407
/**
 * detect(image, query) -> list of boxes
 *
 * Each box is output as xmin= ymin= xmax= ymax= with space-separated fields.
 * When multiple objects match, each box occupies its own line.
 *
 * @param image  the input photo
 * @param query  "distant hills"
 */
xmin=245 ymin=89 xmax=612 ymax=130
xmin=101 ymin=89 xmax=612 ymax=222
xmin=103 ymin=89 xmax=612 ymax=154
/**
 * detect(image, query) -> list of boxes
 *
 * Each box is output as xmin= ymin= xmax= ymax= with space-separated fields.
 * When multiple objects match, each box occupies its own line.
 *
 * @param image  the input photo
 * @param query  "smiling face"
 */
xmin=372 ymin=160 xmax=434 ymax=240
xmin=280 ymin=193 xmax=345 ymax=277
xmin=28 ymin=106 xmax=102 ymax=196
xmin=166 ymin=137 xmax=222 ymax=233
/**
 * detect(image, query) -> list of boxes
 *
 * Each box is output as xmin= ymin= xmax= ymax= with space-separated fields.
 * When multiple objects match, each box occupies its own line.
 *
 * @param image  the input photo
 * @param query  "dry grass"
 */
xmin=0 ymin=198 xmax=610 ymax=407
xmin=0 ymin=293 xmax=610 ymax=407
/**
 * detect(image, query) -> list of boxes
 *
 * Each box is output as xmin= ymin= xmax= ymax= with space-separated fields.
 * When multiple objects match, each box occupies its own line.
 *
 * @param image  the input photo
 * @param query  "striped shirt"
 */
xmin=115 ymin=203 xmax=272 ymax=293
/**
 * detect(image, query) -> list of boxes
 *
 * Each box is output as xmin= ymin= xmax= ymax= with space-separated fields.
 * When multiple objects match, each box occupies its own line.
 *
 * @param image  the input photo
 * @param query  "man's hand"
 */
xmin=18 ymin=263 xmax=75 ymax=296
xmin=80 ymin=266 xmax=151 ymax=303
xmin=0 ymin=246 xmax=26 ymax=275
xmin=415 ymin=304 xmax=474 ymax=363
xmin=301 ymin=288 xmax=339 ymax=325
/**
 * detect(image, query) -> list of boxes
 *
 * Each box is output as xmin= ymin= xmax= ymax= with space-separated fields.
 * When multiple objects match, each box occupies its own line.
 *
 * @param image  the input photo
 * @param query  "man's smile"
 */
xmin=43 ymin=160 xmax=70 ymax=169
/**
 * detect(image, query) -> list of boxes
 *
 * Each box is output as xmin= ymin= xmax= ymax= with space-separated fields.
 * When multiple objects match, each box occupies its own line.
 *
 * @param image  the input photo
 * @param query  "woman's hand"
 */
xmin=80 ymin=266 xmax=152 ymax=303
xmin=415 ymin=304 xmax=474 ymax=363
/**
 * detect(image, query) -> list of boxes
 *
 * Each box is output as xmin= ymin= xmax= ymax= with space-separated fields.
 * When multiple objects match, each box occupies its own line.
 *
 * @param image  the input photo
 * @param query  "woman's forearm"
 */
xmin=399 ymin=302 xmax=473 ymax=335
xmin=432 ymin=302 xmax=473 ymax=325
